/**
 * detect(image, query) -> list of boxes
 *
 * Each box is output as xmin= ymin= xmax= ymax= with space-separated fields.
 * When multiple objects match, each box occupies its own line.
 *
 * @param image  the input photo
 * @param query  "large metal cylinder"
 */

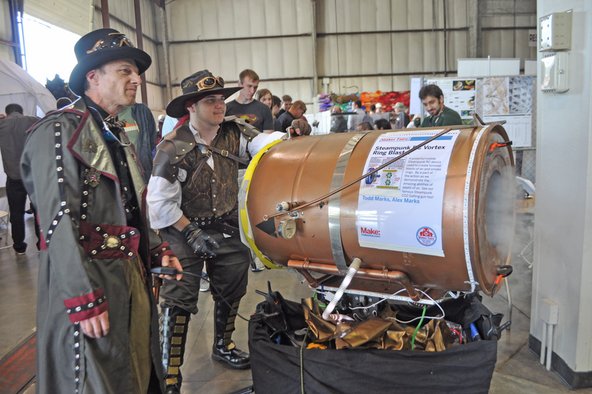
xmin=243 ymin=126 xmax=514 ymax=296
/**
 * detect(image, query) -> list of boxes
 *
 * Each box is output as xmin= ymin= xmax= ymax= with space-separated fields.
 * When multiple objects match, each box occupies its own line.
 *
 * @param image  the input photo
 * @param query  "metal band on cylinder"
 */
xmin=328 ymin=133 xmax=366 ymax=273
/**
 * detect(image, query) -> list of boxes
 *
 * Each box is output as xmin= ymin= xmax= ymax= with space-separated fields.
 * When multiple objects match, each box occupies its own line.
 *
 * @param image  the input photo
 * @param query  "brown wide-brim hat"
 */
xmin=166 ymin=69 xmax=240 ymax=118
xmin=69 ymin=28 xmax=151 ymax=96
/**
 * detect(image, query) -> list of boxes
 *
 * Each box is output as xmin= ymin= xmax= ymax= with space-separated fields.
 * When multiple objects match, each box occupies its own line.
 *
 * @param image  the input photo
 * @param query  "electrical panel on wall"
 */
xmin=539 ymin=11 xmax=572 ymax=51
xmin=540 ymin=52 xmax=569 ymax=93
xmin=539 ymin=10 xmax=572 ymax=93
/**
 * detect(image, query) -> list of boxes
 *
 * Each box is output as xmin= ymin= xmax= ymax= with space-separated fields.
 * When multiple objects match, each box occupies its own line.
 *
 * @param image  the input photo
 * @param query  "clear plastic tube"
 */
xmin=322 ymin=258 xmax=361 ymax=320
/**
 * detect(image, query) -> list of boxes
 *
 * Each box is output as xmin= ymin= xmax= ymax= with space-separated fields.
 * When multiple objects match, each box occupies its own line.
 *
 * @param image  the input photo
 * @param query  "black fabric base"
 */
xmin=249 ymin=296 xmax=498 ymax=394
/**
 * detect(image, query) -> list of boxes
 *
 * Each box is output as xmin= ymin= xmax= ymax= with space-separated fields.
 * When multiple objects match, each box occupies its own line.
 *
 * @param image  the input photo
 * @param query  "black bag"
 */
xmin=249 ymin=290 xmax=499 ymax=394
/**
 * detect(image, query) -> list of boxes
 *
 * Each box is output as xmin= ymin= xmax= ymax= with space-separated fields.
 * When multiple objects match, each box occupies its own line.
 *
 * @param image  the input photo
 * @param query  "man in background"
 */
xmin=118 ymin=103 xmax=158 ymax=183
xmin=276 ymin=100 xmax=307 ymax=133
xmin=225 ymin=69 xmax=274 ymax=132
xmin=330 ymin=106 xmax=348 ymax=133
xmin=418 ymin=84 xmax=462 ymax=127
xmin=0 ymin=103 xmax=40 ymax=254
xmin=392 ymin=102 xmax=410 ymax=129
xmin=277 ymin=94 xmax=293 ymax=117
xmin=347 ymin=100 xmax=371 ymax=131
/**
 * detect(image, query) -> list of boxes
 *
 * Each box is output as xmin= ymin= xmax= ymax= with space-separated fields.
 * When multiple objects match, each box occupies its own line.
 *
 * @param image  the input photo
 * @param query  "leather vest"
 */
xmin=178 ymin=122 xmax=241 ymax=220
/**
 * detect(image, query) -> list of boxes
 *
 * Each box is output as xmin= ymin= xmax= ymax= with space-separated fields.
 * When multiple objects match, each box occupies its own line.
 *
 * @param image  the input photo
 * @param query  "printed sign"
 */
xmin=356 ymin=130 xmax=460 ymax=256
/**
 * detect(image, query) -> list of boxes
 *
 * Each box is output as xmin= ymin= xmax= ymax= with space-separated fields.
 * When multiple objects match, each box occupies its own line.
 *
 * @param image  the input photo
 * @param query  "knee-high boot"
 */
xmin=161 ymin=306 xmax=191 ymax=394
xmin=211 ymin=299 xmax=250 ymax=369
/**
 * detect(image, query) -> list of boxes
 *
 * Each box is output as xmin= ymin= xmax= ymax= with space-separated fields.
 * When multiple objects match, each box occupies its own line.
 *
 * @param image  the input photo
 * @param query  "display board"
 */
xmin=426 ymin=78 xmax=476 ymax=123
xmin=356 ymin=129 xmax=460 ymax=257
xmin=419 ymin=76 xmax=535 ymax=148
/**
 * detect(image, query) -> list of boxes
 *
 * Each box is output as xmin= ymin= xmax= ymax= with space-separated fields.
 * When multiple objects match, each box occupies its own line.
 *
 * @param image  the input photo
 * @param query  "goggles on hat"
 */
xmin=86 ymin=33 xmax=134 ymax=54
xmin=196 ymin=76 xmax=224 ymax=90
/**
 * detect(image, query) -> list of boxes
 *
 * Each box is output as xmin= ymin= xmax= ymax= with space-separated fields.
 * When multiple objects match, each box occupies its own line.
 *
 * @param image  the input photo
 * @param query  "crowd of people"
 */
xmin=0 ymin=27 xmax=464 ymax=394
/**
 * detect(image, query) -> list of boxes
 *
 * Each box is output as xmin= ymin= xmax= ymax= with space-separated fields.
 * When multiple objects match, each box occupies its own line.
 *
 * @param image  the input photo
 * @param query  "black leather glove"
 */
xmin=181 ymin=222 xmax=220 ymax=258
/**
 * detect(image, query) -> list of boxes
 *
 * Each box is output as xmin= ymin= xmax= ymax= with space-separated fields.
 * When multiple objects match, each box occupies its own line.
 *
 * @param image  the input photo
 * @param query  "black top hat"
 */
xmin=68 ymin=28 xmax=151 ymax=96
xmin=166 ymin=70 xmax=240 ymax=118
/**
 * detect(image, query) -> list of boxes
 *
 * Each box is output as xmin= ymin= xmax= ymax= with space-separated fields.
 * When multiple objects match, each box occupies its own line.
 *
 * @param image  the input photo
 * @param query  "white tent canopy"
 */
xmin=0 ymin=59 xmax=56 ymax=117
xmin=0 ymin=59 xmax=56 ymax=188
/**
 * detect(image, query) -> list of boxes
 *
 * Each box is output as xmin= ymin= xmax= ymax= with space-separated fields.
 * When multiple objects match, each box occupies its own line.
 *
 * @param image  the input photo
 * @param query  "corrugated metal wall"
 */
xmin=165 ymin=0 xmax=315 ymax=104
xmin=92 ymin=0 xmax=164 ymax=109
xmin=0 ymin=0 xmax=537 ymax=112
xmin=480 ymin=0 xmax=537 ymax=60
xmin=163 ymin=0 xmax=536 ymax=107
xmin=0 ymin=2 xmax=14 ymax=62
xmin=316 ymin=0 xmax=470 ymax=93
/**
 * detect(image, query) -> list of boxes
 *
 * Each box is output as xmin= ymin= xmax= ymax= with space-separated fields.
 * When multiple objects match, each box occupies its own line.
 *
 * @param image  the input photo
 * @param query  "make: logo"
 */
xmin=360 ymin=227 xmax=381 ymax=237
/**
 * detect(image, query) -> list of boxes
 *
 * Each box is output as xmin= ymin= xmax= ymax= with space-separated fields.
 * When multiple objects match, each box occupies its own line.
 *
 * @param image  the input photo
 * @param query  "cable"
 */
xmin=152 ymin=267 xmax=251 ymax=322
xmin=394 ymin=289 xmax=446 ymax=324
xmin=299 ymin=327 xmax=309 ymax=394
xmin=410 ymin=306 xmax=427 ymax=351
xmin=325 ymin=286 xmax=446 ymax=324
xmin=317 ymin=286 xmax=446 ymax=326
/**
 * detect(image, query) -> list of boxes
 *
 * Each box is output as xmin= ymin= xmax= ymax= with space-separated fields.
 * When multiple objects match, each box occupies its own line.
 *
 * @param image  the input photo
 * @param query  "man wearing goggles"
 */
xmin=147 ymin=69 xmax=285 ymax=393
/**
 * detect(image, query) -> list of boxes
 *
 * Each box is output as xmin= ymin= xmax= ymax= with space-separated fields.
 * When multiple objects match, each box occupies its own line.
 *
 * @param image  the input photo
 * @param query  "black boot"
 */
xmin=161 ymin=306 xmax=191 ymax=394
xmin=212 ymin=299 xmax=250 ymax=369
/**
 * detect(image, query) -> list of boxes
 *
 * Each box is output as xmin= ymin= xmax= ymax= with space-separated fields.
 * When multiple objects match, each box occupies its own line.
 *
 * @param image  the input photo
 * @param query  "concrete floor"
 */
xmin=2 ymin=210 xmax=591 ymax=394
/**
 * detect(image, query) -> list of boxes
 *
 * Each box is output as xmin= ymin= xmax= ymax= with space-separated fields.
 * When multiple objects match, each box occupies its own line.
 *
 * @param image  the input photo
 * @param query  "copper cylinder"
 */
xmin=246 ymin=126 xmax=514 ymax=296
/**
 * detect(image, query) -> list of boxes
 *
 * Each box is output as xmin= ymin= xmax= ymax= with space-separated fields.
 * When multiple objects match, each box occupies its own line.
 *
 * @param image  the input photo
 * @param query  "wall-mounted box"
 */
xmin=539 ymin=11 xmax=572 ymax=51
xmin=540 ymin=52 xmax=569 ymax=93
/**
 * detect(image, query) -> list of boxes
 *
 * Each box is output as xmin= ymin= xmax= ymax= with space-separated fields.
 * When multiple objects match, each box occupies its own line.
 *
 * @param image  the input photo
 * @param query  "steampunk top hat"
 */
xmin=166 ymin=70 xmax=240 ymax=118
xmin=69 ymin=28 xmax=151 ymax=96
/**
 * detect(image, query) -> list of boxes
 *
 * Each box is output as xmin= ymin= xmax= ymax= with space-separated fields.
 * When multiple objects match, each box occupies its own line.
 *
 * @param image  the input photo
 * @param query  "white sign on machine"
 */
xmin=356 ymin=130 xmax=459 ymax=256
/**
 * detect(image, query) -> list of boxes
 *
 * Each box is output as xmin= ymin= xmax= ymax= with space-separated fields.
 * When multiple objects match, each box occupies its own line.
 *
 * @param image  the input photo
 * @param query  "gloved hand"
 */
xmin=181 ymin=222 xmax=220 ymax=258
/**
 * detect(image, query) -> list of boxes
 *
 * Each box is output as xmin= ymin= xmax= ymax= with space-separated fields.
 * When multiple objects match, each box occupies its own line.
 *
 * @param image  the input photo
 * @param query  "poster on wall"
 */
xmin=476 ymin=76 xmax=535 ymax=147
xmin=427 ymin=78 xmax=476 ymax=122
xmin=356 ymin=130 xmax=460 ymax=256
xmin=483 ymin=115 xmax=532 ymax=147
xmin=412 ymin=76 xmax=535 ymax=148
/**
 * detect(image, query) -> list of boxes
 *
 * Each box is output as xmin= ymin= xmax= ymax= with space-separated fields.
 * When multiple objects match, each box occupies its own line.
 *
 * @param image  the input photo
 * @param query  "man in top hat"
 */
xmin=147 ymin=70 xmax=285 ymax=393
xmin=21 ymin=28 xmax=182 ymax=393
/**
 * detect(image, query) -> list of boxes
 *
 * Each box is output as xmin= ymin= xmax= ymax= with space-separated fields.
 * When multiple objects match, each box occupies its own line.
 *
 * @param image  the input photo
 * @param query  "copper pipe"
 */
xmin=287 ymin=259 xmax=419 ymax=300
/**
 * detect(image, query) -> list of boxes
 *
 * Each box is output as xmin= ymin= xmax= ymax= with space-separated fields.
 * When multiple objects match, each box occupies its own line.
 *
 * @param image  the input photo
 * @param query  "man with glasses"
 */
xmin=147 ymin=70 xmax=284 ymax=394
xmin=21 ymin=28 xmax=182 ymax=393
